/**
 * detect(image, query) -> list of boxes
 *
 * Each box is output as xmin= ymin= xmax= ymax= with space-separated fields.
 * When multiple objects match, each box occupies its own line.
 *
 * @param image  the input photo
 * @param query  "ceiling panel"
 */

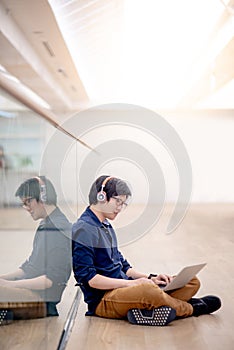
xmin=0 ymin=0 xmax=89 ymax=114
xmin=0 ymin=0 xmax=233 ymax=113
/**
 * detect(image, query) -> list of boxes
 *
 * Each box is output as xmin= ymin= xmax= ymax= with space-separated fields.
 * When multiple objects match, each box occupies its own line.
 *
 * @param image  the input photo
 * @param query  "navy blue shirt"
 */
xmin=72 ymin=207 xmax=132 ymax=315
xmin=20 ymin=207 xmax=72 ymax=303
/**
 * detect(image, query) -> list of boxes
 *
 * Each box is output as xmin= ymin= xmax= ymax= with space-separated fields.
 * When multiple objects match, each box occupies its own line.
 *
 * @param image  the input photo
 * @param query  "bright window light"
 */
xmin=49 ymin=0 xmax=233 ymax=109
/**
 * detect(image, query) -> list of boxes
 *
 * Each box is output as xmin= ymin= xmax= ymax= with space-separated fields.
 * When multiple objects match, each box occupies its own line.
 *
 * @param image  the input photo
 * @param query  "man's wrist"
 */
xmin=148 ymin=273 xmax=158 ymax=279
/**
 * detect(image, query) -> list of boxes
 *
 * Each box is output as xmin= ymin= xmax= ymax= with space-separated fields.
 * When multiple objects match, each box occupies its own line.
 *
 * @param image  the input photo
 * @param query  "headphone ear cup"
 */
xmin=39 ymin=184 xmax=47 ymax=203
xmin=97 ymin=191 xmax=106 ymax=202
xmin=34 ymin=176 xmax=47 ymax=203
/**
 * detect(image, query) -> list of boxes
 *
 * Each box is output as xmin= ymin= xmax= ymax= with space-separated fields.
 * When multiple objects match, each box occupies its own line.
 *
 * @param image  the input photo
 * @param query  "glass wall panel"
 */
xmin=0 ymin=88 xmax=76 ymax=347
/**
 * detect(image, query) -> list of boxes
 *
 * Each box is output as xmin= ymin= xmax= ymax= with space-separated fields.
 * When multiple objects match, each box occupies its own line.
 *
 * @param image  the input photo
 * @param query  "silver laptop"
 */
xmin=160 ymin=263 xmax=207 ymax=291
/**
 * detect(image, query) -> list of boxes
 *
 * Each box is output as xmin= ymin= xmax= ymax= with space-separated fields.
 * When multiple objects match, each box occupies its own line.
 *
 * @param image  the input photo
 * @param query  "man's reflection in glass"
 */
xmin=0 ymin=176 xmax=71 ymax=325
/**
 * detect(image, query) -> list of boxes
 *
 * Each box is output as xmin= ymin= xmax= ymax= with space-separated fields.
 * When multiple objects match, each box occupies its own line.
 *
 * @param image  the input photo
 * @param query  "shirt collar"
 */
xmin=83 ymin=206 xmax=112 ymax=228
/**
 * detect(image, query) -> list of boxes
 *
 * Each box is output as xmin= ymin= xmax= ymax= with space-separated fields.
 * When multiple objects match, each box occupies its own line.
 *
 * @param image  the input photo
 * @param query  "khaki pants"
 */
xmin=0 ymin=286 xmax=46 ymax=319
xmin=95 ymin=277 xmax=200 ymax=319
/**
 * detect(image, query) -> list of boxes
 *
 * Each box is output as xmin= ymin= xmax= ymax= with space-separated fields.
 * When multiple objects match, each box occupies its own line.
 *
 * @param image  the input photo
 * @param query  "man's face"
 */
xmin=21 ymin=197 xmax=46 ymax=220
xmin=101 ymin=194 xmax=128 ymax=221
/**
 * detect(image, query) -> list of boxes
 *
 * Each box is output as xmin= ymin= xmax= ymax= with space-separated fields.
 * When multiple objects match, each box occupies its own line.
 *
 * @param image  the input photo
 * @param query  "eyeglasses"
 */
xmin=111 ymin=196 xmax=128 ymax=210
xmin=21 ymin=197 xmax=34 ymax=208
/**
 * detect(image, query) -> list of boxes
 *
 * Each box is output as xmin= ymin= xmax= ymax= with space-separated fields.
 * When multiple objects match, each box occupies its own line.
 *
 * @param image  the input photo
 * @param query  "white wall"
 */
xmin=43 ymin=108 xmax=234 ymax=205
xmin=167 ymin=110 xmax=234 ymax=202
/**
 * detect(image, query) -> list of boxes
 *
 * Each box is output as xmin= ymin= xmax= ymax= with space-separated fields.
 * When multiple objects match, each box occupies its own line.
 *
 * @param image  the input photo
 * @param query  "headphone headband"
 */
xmin=101 ymin=176 xmax=114 ymax=190
xmin=34 ymin=176 xmax=45 ymax=187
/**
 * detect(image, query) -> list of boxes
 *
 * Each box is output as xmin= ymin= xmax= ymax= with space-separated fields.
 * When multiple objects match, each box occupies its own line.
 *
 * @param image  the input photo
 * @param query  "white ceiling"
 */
xmin=0 ymin=0 xmax=89 ymax=115
xmin=0 ymin=0 xmax=233 ymax=116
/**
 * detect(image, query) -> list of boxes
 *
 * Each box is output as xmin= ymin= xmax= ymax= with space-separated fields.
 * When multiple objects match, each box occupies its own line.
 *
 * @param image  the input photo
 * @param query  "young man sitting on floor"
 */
xmin=72 ymin=175 xmax=221 ymax=326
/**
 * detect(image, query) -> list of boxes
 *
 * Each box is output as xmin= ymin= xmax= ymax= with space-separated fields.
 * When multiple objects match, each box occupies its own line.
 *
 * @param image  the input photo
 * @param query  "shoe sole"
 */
xmin=127 ymin=306 xmax=176 ymax=326
xmin=0 ymin=310 xmax=14 ymax=326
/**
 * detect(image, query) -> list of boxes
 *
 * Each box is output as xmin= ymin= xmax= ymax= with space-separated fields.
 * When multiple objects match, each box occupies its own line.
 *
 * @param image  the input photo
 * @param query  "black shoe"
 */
xmin=0 ymin=310 xmax=14 ymax=326
xmin=127 ymin=306 xmax=176 ymax=326
xmin=189 ymin=295 xmax=221 ymax=317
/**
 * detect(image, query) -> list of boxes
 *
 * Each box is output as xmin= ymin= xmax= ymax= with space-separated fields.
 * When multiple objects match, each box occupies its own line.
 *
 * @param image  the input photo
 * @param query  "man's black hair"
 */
xmin=15 ymin=176 xmax=57 ymax=205
xmin=89 ymin=175 xmax=132 ymax=205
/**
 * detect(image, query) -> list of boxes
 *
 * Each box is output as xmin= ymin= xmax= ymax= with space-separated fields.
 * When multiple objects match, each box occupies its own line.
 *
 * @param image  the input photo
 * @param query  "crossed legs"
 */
xmin=95 ymin=277 xmax=200 ymax=319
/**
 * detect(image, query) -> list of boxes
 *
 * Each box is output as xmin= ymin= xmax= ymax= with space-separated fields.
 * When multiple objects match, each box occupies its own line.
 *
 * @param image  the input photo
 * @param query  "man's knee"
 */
xmin=191 ymin=276 xmax=201 ymax=293
xmin=134 ymin=283 xmax=162 ymax=299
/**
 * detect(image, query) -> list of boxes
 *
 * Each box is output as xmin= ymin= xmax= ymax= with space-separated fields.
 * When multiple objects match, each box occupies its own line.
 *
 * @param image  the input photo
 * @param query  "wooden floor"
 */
xmin=1 ymin=203 xmax=234 ymax=349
